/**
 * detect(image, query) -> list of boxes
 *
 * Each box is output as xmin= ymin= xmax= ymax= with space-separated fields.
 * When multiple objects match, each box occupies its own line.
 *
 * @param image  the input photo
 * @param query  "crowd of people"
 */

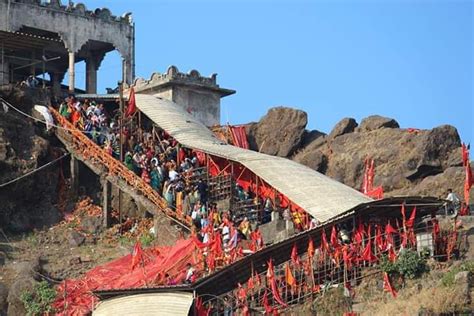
xmin=57 ymin=96 xmax=268 ymax=275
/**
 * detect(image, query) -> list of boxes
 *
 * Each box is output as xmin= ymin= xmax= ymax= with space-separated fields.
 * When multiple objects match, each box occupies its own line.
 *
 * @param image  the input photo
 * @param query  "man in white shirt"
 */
xmin=446 ymin=189 xmax=460 ymax=205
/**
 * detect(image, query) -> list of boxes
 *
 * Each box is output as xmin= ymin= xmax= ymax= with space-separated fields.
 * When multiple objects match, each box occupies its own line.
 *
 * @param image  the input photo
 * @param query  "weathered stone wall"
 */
xmin=0 ymin=0 xmax=134 ymax=82
xmin=172 ymin=86 xmax=221 ymax=127
xmin=133 ymin=66 xmax=234 ymax=127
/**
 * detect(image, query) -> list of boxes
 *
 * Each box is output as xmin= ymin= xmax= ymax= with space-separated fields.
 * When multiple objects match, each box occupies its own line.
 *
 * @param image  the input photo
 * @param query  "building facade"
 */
xmin=0 ymin=0 xmax=135 ymax=93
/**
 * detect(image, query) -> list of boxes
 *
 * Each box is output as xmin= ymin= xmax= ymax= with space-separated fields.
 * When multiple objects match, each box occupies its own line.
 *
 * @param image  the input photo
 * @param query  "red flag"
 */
xmin=385 ymin=222 xmax=397 ymax=248
xmin=354 ymin=221 xmax=365 ymax=245
xmin=266 ymin=260 xmax=274 ymax=279
xmin=247 ymin=275 xmax=254 ymax=291
xmin=320 ymin=230 xmax=329 ymax=254
xmin=406 ymin=207 xmax=417 ymax=229
xmin=433 ymin=220 xmax=440 ymax=240
xmin=205 ymin=249 xmax=215 ymax=270
xmin=375 ymin=225 xmax=385 ymax=251
xmin=266 ymin=260 xmax=287 ymax=307
xmin=385 ymin=222 xmax=398 ymax=235
xmin=237 ymin=283 xmax=247 ymax=302
xmin=263 ymin=290 xmax=273 ymax=314
xmin=362 ymin=158 xmax=369 ymax=194
xmin=331 ymin=226 xmax=340 ymax=249
xmin=291 ymin=243 xmax=300 ymax=265
xmin=342 ymin=245 xmax=352 ymax=270
xmin=211 ymin=233 xmax=223 ymax=257
xmin=387 ymin=245 xmax=397 ymax=262
xmin=368 ymin=159 xmax=375 ymax=191
xmin=401 ymin=204 xmax=407 ymax=228
xmin=131 ymin=242 xmax=143 ymax=270
xmin=465 ymin=161 xmax=473 ymax=204
xmin=383 ymin=272 xmax=397 ymax=298
xmin=461 ymin=143 xmax=469 ymax=167
xmin=125 ymin=87 xmax=136 ymax=117
xmin=308 ymin=237 xmax=315 ymax=258
xmin=361 ymin=226 xmax=377 ymax=263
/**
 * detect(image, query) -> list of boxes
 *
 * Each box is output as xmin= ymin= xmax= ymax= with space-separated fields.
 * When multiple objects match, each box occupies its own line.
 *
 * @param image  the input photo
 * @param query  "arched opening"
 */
xmin=96 ymin=50 xmax=122 ymax=94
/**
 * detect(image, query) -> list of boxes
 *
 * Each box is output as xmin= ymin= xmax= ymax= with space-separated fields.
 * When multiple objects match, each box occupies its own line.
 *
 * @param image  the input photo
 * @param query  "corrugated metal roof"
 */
xmin=135 ymin=94 xmax=372 ymax=223
xmin=92 ymin=292 xmax=193 ymax=316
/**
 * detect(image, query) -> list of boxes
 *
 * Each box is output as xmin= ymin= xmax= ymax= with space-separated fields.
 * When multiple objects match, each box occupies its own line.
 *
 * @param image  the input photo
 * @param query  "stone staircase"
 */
xmin=49 ymin=107 xmax=191 ymax=230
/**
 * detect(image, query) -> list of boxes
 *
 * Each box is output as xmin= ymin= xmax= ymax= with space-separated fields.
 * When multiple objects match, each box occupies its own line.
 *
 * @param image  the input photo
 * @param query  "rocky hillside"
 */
xmin=246 ymin=107 xmax=467 ymax=199
xmin=0 ymin=87 xmax=64 ymax=232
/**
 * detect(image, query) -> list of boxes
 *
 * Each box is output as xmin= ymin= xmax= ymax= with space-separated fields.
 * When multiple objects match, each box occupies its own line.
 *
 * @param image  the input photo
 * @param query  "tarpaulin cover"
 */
xmin=229 ymin=126 xmax=249 ymax=149
xmin=53 ymin=238 xmax=198 ymax=316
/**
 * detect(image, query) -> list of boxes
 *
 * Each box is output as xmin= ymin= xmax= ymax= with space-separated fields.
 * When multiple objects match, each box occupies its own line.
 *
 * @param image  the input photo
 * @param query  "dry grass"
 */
xmin=362 ymin=281 xmax=471 ymax=315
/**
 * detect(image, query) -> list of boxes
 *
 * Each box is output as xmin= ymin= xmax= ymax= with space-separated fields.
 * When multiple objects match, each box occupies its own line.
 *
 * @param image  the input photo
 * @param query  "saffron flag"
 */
xmin=131 ymin=241 xmax=143 ymax=270
xmin=285 ymin=263 xmax=296 ymax=287
xmin=125 ymin=87 xmax=136 ymax=117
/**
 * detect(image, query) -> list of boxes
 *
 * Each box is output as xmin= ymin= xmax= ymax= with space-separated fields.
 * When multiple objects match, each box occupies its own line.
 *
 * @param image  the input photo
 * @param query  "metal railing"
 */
xmin=49 ymin=106 xmax=192 ymax=228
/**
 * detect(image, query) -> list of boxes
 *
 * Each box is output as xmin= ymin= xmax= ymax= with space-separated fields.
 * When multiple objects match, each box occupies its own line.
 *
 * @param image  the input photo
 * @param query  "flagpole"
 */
xmin=118 ymin=79 xmax=124 ymax=233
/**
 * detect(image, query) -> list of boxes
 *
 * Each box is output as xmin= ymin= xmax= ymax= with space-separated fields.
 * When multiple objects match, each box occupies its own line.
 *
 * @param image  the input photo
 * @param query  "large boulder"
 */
xmin=358 ymin=115 xmax=399 ymax=132
xmin=0 ymin=87 xmax=61 ymax=232
xmin=328 ymin=118 xmax=358 ymax=139
xmin=315 ymin=124 xmax=461 ymax=195
xmin=246 ymin=107 xmax=307 ymax=157
xmin=293 ymin=149 xmax=327 ymax=173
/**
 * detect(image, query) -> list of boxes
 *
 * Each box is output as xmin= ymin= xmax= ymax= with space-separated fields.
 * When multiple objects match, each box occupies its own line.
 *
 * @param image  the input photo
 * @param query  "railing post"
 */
xmin=70 ymin=155 xmax=79 ymax=199
xmin=102 ymin=178 xmax=112 ymax=228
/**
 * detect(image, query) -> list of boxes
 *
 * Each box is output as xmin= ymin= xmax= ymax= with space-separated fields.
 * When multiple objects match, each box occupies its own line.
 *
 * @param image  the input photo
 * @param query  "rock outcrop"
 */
xmin=246 ymin=107 xmax=307 ymax=157
xmin=0 ymin=87 xmax=62 ymax=232
xmin=246 ymin=107 xmax=466 ymax=199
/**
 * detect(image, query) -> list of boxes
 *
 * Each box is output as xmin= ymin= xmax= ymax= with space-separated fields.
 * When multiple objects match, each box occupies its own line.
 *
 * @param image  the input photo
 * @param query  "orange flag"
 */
xmin=285 ymin=263 xmax=296 ymax=287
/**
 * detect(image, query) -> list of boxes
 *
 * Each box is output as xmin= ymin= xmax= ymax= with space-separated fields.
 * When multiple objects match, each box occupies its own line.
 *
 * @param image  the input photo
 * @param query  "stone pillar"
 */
xmin=102 ymin=179 xmax=112 ymax=227
xmin=123 ymin=58 xmax=133 ymax=85
xmin=0 ymin=58 xmax=9 ymax=85
xmin=70 ymin=156 xmax=79 ymax=197
xmin=68 ymin=51 xmax=75 ymax=93
xmin=85 ymin=56 xmax=98 ymax=94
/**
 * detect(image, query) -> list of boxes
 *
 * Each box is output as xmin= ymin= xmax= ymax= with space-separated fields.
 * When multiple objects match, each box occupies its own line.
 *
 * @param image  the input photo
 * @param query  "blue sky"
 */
xmin=77 ymin=0 xmax=473 ymax=144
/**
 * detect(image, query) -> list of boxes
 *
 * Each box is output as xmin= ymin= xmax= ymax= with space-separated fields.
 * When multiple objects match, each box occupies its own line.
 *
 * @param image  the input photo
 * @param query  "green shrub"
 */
xmin=20 ymin=281 xmax=56 ymax=316
xmin=380 ymin=249 xmax=428 ymax=279
xmin=140 ymin=232 xmax=154 ymax=247
xmin=441 ymin=261 xmax=474 ymax=287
